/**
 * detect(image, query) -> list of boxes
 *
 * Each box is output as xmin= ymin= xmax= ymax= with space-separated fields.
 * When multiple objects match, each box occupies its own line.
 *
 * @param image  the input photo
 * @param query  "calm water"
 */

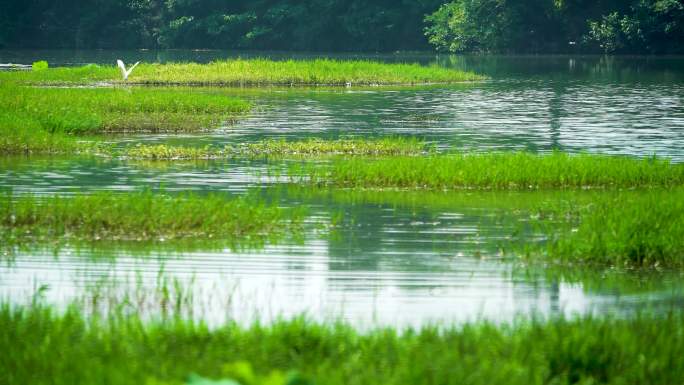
xmin=1 ymin=51 xmax=684 ymax=326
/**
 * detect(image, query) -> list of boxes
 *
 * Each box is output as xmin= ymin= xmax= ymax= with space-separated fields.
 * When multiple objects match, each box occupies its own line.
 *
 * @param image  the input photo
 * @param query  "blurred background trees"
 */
xmin=1 ymin=0 xmax=681 ymax=53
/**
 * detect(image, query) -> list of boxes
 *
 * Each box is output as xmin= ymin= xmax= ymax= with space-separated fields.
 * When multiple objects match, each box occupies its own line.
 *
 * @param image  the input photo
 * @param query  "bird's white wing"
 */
xmin=126 ymin=61 xmax=140 ymax=77
xmin=117 ymin=60 xmax=127 ymax=78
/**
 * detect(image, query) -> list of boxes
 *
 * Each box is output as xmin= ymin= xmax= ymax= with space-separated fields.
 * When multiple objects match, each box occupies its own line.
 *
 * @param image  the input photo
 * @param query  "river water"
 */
xmin=1 ymin=51 xmax=683 ymax=327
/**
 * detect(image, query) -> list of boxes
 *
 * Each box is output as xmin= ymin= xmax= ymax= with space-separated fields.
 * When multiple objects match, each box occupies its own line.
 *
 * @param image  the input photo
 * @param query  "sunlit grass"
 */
xmin=2 ymin=302 xmax=683 ymax=385
xmin=523 ymin=188 xmax=684 ymax=268
xmin=0 ymin=85 xmax=250 ymax=136
xmin=290 ymin=152 xmax=684 ymax=189
xmin=0 ymin=84 xmax=251 ymax=155
xmin=0 ymin=59 xmax=484 ymax=86
xmin=0 ymin=191 xmax=304 ymax=247
xmin=0 ymin=113 xmax=103 ymax=155
xmin=122 ymin=137 xmax=430 ymax=160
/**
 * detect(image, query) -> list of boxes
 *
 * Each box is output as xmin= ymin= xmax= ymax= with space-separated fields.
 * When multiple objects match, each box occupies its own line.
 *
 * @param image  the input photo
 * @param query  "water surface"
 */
xmin=1 ymin=51 xmax=684 ymax=326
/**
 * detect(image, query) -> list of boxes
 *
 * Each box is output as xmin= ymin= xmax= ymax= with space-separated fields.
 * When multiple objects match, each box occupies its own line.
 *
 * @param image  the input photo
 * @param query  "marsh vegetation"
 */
xmin=1 ymin=52 xmax=683 ymax=384
xmin=2 ymin=302 xmax=683 ymax=385
xmin=0 ymin=59 xmax=484 ymax=86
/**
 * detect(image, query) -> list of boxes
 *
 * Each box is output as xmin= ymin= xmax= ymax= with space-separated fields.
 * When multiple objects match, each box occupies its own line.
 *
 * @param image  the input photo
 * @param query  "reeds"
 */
xmin=2 ymin=303 xmax=682 ymax=385
xmin=0 ymin=59 xmax=485 ymax=86
xmin=293 ymin=152 xmax=684 ymax=189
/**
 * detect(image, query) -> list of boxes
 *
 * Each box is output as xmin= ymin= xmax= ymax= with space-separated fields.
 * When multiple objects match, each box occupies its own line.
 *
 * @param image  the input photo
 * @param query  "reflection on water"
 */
xmin=2 ymin=188 xmax=683 ymax=327
xmin=1 ymin=52 xmax=684 ymax=325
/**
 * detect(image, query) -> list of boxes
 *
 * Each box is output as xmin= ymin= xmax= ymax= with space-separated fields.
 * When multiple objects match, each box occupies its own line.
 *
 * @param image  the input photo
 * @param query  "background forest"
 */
xmin=1 ymin=0 xmax=682 ymax=54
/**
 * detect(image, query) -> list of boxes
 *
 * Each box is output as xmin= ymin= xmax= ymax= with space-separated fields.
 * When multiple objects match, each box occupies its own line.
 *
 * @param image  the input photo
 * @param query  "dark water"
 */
xmin=1 ymin=51 xmax=684 ymax=326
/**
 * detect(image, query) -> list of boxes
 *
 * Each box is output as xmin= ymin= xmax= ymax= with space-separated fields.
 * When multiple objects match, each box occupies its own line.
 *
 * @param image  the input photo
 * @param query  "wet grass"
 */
xmin=0 ymin=85 xmax=251 ymax=137
xmin=0 ymin=59 xmax=484 ymax=86
xmin=523 ymin=188 xmax=684 ymax=268
xmin=278 ymin=185 xmax=684 ymax=269
xmin=0 ymin=113 xmax=103 ymax=155
xmin=0 ymin=191 xmax=304 ymax=247
xmin=122 ymin=137 xmax=430 ymax=160
xmin=291 ymin=152 xmax=684 ymax=189
xmin=2 ymin=303 xmax=683 ymax=385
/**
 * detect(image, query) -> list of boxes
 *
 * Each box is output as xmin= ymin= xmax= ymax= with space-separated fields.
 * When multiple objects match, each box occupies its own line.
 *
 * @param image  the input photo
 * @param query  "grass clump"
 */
xmin=0 ymin=85 xmax=251 ymax=135
xmin=292 ymin=152 xmax=684 ymax=189
xmin=32 ymin=61 xmax=49 ymax=71
xmin=0 ymin=58 xmax=484 ymax=86
xmin=0 ymin=113 xmax=103 ymax=155
xmin=2 ymin=304 xmax=683 ymax=385
xmin=123 ymin=137 xmax=429 ymax=160
xmin=0 ymin=191 xmax=304 ymax=246
xmin=525 ymin=188 xmax=684 ymax=268
xmin=0 ymin=84 xmax=251 ymax=155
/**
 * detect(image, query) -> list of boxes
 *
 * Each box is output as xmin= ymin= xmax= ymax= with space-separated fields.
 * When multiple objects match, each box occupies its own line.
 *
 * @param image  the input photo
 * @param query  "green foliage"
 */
xmin=122 ymin=138 xmax=429 ymax=160
xmin=0 ymin=84 xmax=250 ymax=154
xmin=425 ymin=0 xmax=684 ymax=54
xmin=2 ymin=304 xmax=684 ymax=385
xmin=526 ymin=188 xmax=684 ymax=268
xmin=0 ymin=0 xmax=443 ymax=52
xmin=0 ymin=190 xmax=305 ymax=246
xmin=0 ymin=112 xmax=99 ymax=155
xmin=184 ymin=362 xmax=312 ymax=385
xmin=293 ymin=152 xmax=684 ymax=190
xmin=1 ymin=59 xmax=483 ymax=86
xmin=31 ymin=61 xmax=49 ymax=70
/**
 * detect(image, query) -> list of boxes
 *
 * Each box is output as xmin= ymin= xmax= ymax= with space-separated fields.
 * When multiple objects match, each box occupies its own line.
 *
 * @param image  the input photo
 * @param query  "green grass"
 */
xmin=0 ymin=85 xmax=250 ymax=135
xmin=0 ymin=113 xmax=103 ymax=155
xmin=0 ymin=191 xmax=304 ymax=247
xmin=0 ymin=59 xmax=484 ymax=86
xmin=290 ymin=151 xmax=684 ymax=189
xmin=0 ymin=84 xmax=251 ymax=155
xmin=122 ymin=137 xmax=430 ymax=160
xmin=522 ymin=188 xmax=684 ymax=268
xmin=1 ymin=303 xmax=683 ymax=385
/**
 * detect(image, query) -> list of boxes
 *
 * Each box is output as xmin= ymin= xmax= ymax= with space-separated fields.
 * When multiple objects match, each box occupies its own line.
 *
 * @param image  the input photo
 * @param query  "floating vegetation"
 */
xmin=524 ymin=188 xmax=684 ymax=269
xmin=0 ymin=191 xmax=304 ymax=248
xmin=0 ymin=59 xmax=485 ymax=86
xmin=122 ymin=137 xmax=430 ymax=160
xmin=291 ymin=152 xmax=684 ymax=189
xmin=2 ymin=303 xmax=683 ymax=385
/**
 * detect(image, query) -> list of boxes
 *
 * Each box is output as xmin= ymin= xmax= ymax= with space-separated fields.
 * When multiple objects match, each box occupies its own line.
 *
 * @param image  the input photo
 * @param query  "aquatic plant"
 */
xmin=0 ymin=59 xmax=484 ymax=86
xmin=0 ymin=113 xmax=102 ymax=155
xmin=32 ymin=61 xmax=49 ymax=71
xmin=1 ymin=303 xmax=683 ymax=385
xmin=0 ymin=191 xmax=304 ymax=246
xmin=292 ymin=152 xmax=684 ymax=189
xmin=525 ymin=188 xmax=684 ymax=268
xmin=122 ymin=137 xmax=429 ymax=160
xmin=0 ymin=85 xmax=251 ymax=135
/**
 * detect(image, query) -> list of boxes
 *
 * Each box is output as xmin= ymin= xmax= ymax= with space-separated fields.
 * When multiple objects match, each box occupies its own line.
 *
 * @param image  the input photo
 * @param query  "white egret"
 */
xmin=116 ymin=60 xmax=140 ymax=81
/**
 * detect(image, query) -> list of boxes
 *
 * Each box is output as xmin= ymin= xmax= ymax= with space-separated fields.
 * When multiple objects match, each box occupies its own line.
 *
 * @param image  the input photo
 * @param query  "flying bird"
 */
xmin=116 ymin=60 xmax=140 ymax=81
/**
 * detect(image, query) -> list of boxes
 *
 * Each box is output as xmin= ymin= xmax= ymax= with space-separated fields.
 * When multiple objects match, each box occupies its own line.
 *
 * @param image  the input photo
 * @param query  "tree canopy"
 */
xmin=1 ymin=0 xmax=682 ymax=53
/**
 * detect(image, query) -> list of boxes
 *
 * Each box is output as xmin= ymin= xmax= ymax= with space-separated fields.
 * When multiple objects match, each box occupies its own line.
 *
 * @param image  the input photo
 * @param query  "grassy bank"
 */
xmin=123 ymin=137 xmax=430 ymax=160
xmin=0 ymin=59 xmax=484 ymax=86
xmin=523 ymin=188 xmax=684 ymax=268
xmin=0 ymin=191 xmax=304 ymax=247
xmin=0 ymin=113 xmax=102 ymax=155
xmin=291 ymin=152 xmax=684 ymax=189
xmin=0 ymin=85 xmax=250 ymax=135
xmin=0 ymin=85 xmax=251 ymax=155
xmin=2 ymin=304 xmax=682 ymax=385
